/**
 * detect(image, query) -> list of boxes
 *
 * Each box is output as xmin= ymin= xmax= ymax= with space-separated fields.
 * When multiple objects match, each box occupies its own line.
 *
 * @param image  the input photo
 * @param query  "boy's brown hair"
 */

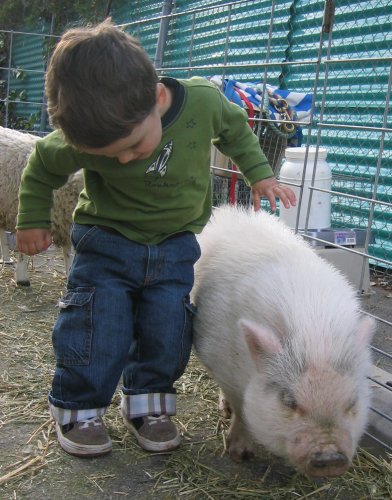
xmin=45 ymin=19 xmax=159 ymax=148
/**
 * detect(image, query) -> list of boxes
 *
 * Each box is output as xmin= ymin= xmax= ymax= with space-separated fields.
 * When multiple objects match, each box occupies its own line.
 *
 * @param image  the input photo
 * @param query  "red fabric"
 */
xmin=229 ymin=89 xmax=255 ymax=204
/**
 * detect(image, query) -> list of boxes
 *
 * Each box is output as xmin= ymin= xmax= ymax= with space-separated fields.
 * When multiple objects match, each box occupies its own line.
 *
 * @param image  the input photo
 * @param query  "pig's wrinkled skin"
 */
xmin=192 ymin=205 xmax=375 ymax=479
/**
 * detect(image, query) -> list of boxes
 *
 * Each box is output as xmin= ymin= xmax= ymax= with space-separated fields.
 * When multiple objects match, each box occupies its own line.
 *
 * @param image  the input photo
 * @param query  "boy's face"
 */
xmin=79 ymin=84 xmax=168 ymax=164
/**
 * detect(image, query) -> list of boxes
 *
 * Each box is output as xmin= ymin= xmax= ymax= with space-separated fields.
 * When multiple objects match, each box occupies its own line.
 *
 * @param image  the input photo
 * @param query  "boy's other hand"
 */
xmin=16 ymin=228 xmax=53 ymax=256
xmin=251 ymin=177 xmax=296 ymax=213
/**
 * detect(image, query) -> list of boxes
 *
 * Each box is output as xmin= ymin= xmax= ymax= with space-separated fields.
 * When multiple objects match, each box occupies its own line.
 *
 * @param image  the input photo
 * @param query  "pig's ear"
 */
xmin=357 ymin=315 xmax=376 ymax=345
xmin=239 ymin=318 xmax=283 ymax=366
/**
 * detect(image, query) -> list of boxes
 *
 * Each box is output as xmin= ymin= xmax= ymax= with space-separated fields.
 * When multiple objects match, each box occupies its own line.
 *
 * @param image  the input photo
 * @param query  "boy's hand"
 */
xmin=251 ymin=177 xmax=296 ymax=212
xmin=16 ymin=228 xmax=53 ymax=256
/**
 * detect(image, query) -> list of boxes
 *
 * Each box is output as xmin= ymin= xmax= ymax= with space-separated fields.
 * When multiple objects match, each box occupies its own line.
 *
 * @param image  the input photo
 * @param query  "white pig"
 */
xmin=192 ymin=205 xmax=375 ymax=479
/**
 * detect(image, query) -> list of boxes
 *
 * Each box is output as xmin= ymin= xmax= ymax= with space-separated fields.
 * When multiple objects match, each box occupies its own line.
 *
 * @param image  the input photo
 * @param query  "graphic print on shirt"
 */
xmin=145 ymin=140 xmax=173 ymax=177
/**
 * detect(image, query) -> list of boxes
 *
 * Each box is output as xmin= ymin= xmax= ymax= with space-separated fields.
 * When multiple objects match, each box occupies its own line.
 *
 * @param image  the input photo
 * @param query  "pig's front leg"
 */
xmin=227 ymin=411 xmax=255 ymax=461
xmin=218 ymin=389 xmax=232 ymax=418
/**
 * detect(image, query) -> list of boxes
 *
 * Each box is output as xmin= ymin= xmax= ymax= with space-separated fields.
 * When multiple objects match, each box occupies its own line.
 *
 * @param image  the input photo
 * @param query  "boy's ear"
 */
xmin=156 ymin=83 xmax=169 ymax=113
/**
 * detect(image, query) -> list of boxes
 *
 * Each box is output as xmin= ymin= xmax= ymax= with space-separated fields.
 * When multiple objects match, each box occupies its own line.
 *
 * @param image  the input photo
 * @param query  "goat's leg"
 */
xmin=15 ymin=253 xmax=31 ymax=286
xmin=0 ymin=230 xmax=13 ymax=264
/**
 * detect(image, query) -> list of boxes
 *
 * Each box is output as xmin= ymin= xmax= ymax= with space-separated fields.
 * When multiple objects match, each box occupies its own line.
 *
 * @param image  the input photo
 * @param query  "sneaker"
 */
xmin=123 ymin=414 xmax=181 ymax=452
xmin=55 ymin=416 xmax=112 ymax=457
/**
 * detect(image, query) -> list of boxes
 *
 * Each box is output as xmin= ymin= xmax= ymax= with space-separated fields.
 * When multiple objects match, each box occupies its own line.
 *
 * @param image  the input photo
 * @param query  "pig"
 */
xmin=192 ymin=205 xmax=375 ymax=479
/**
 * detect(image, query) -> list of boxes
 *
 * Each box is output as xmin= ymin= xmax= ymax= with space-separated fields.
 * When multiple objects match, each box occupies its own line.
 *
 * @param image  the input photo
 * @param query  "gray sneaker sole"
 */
xmin=123 ymin=417 xmax=181 ymax=452
xmin=55 ymin=422 xmax=112 ymax=458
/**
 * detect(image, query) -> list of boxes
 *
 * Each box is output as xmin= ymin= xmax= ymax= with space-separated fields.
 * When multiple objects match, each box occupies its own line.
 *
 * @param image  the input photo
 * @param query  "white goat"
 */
xmin=0 ymin=126 xmax=83 ymax=286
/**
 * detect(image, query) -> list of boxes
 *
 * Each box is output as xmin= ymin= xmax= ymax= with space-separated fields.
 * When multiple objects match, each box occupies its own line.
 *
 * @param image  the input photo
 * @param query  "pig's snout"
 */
xmin=307 ymin=451 xmax=349 ymax=478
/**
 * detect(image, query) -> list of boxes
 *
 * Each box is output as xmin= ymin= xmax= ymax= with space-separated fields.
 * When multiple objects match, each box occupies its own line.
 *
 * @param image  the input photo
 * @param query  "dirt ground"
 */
xmin=0 ymin=247 xmax=391 ymax=499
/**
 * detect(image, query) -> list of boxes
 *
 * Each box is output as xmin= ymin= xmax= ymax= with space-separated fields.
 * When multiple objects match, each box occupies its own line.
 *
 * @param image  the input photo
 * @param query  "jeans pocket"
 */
xmin=52 ymin=287 xmax=95 ymax=366
xmin=71 ymin=224 xmax=99 ymax=253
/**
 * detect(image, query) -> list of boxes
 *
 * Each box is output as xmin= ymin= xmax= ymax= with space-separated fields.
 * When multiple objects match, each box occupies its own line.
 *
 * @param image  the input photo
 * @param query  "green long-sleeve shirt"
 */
xmin=17 ymin=76 xmax=273 ymax=244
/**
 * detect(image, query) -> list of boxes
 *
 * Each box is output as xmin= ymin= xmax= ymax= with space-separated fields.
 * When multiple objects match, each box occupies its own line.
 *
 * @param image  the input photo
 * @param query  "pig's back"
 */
xmin=192 ymin=205 xmax=361 ymax=395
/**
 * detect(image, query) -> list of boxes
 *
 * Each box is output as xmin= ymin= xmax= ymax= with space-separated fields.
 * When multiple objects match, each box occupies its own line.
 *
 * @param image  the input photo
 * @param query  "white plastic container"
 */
xmin=279 ymin=146 xmax=331 ymax=230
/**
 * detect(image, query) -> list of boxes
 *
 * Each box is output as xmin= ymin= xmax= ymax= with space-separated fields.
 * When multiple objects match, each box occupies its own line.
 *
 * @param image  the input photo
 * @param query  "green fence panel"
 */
xmin=285 ymin=0 xmax=392 ymax=268
xmin=1 ymin=0 xmax=391 ymax=270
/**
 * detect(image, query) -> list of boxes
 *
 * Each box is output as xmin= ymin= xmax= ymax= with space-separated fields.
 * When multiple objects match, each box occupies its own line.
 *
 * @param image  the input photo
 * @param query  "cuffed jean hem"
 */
xmin=120 ymin=393 xmax=176 ymax=419
xmin=49 ymin=401 xmax=108 ymax=425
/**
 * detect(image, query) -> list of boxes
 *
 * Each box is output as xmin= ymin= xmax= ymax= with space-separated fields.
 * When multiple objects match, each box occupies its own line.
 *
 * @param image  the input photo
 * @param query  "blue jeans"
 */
xmin=48 ymin=224 xmax=200 ymax=417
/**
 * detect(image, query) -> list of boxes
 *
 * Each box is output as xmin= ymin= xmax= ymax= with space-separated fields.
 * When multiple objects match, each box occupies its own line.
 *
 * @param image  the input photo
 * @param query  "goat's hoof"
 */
xmin=16 ymin=280 xmax=31 ymax=287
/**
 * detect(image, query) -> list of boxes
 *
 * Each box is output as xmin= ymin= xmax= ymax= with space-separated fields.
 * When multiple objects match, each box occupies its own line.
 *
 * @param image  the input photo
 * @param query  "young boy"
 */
xmin=16 ymin=20 xmax=296 ymax=458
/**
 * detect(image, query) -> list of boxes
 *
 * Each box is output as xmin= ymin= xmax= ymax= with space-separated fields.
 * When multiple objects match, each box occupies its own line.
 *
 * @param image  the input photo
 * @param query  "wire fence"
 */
xmin=0 ymin=0 xmax=391 ymax=454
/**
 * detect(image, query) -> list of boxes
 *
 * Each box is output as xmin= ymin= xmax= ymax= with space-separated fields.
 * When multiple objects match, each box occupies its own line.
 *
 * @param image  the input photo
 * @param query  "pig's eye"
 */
xmin=280 ymin=390 xmax=298 ymax=410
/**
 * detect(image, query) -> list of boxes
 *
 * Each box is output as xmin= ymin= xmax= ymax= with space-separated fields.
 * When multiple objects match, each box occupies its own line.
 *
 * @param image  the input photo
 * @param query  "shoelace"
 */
xmin=146 ymin=415 xmax=169 ymax=426
xmin=79 ymin=417 xmax=103 ymax=429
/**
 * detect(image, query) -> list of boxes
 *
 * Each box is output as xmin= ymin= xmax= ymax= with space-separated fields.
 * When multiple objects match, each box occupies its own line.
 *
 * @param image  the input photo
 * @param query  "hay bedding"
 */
xmin=0 ymin=247 xmax=391 ymax=499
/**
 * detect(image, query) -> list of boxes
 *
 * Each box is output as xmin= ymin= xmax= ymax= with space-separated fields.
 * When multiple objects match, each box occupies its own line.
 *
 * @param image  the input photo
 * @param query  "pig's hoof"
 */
xmin=228 ymin=442 xmax=255 ymax=462
xmin=229 ymin=447 xmax=255 ymax=462
xmin=240 ymin=448 xmax=255 ymax=461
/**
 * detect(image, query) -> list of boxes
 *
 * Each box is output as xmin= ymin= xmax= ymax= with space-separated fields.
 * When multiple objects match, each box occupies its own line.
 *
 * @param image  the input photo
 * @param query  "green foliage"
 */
xmin=0 ymin=66 xmax=39 ymax=130
xmin=0 ymin=0 xmax=111 ymax=34
xmin=0 ymin=31 xmax=6 ymax=65
xmin=0 ymin=0 xmax=116 ymax=130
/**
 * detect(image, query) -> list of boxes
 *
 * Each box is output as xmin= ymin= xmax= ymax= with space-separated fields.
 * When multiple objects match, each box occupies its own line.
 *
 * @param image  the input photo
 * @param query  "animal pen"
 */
xmin=0 ymin=0 xmax=391 ymax=494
